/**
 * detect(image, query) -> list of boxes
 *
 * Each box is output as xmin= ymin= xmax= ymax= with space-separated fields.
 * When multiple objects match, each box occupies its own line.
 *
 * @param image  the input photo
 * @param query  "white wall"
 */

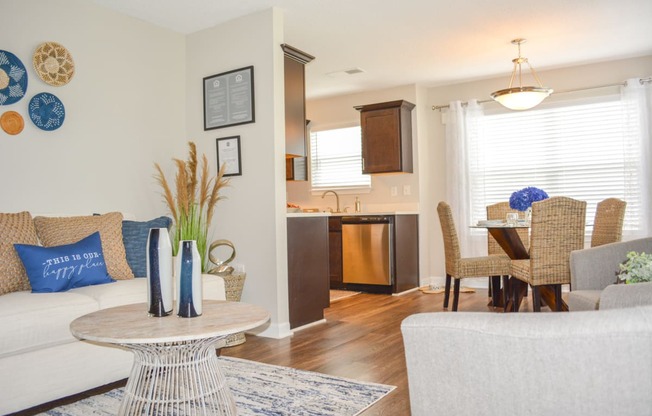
xmin=1 ymin=1 xmax=292 ymax=338
xmin=424 ymin=55 xmax=652 ymax=286
xmin=0 ymin=0 xmax=185 ymax=218
xmin=185 ymin=9 xmax=291 ymax=338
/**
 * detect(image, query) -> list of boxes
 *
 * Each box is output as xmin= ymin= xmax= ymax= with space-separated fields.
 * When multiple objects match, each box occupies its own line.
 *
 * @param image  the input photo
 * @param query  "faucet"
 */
xmin=321 ymin=190 xmax=341 ymax=213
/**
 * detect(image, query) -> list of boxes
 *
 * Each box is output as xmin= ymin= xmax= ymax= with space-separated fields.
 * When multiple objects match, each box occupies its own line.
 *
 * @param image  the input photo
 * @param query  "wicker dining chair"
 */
xmin=591 ymin=198 xmax=626 ymax=247
xmin=486 ymin=202 xmax=529 ymax=301
xmin=437 ymin=201 xmax=511 ymax=311
xmin=511 ymin=196 xmax=586 ymax=312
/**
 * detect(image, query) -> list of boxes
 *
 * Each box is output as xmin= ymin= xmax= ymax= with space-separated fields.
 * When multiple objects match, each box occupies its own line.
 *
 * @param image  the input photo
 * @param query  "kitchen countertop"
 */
xmin=287 ymin=211 xmax=418 ymax=218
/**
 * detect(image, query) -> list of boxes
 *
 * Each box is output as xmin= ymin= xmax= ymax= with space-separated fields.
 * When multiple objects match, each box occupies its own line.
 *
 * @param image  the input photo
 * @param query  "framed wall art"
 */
xmin=203 ymin=66 xmax=255 ymax=130
xmin=216 ymin=136 xmax=242 ymax=177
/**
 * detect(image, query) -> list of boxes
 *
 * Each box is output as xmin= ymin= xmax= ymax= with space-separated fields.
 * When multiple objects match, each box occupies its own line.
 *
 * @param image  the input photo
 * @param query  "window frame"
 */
xmin=467 ymin=92 xmax=642 ymax=237
xmin=308 ymin=125 xmax=371 ymax=193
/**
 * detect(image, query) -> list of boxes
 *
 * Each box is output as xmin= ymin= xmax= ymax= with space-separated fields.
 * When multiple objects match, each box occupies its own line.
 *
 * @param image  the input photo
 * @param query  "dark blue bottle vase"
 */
xmin=175 ymin=240 xmax=202 ymax=318
xmin=146 ymin=228 xmax=173 ymax=317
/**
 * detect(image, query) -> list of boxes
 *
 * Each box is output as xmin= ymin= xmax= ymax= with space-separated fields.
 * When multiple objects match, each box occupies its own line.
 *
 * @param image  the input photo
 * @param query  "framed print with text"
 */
xmin=203 ymin=66 xmax=255 ymax=130
xmin=216 ymin=136 xmax=242 ymax=177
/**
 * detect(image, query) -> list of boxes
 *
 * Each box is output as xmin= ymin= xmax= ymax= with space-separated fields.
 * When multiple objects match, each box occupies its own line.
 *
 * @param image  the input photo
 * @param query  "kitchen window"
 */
xmin=468 ymin=91 xmax=646 ymax=237
xmin=310 ymin=126 xmax=371 ymax=190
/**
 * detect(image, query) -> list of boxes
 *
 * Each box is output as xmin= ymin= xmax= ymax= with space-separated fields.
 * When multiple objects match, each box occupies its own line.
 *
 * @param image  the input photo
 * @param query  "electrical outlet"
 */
xmin=403 ymin=185 xmax=411 ymax=196
xmin=390 ymin=186 xmax=398 ymax=197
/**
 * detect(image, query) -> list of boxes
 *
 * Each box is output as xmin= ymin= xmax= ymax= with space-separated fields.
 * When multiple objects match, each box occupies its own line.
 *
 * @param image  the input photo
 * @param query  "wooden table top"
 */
xmin=70 ymin=300 xmax=270 ymax=345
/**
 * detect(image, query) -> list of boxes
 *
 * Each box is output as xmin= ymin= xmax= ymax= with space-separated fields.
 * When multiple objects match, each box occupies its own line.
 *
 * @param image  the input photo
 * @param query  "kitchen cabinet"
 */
xmin=355 ymin=100 xmax=415 ymax=174
xmin=286 ymin=156 xmax=307 ymax=181
xmin=287 ymin=216 xmax=330 ymax=329
xmin=282 ymin=44 xmax=314 ymax=180
xmin=328 ymin=217 xmax=343 ymax=288
xmin=328 ymin=214 xmax=419 ymax=294
xmin=394 ymin=214 xmax=420 ymax=292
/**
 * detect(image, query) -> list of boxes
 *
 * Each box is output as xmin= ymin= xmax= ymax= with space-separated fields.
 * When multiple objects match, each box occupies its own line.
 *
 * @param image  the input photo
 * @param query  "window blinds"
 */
xmin=310 ymin=127 xmax=371 ymax=190
xmin=469 ymin=95 xmax=641 ymax=232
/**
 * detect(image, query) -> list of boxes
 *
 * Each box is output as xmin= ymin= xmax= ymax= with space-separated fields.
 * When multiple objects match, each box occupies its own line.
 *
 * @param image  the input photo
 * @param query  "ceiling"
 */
xmin=91 ymin=0 xmax=652 ymax=100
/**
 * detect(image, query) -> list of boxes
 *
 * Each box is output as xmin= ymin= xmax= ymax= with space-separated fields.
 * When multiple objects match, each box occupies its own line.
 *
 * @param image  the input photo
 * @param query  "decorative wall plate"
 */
xmin=0 ymin=111 xmax=24 ymax=135
xmin=33 ymin=42 xmax=75 ymax=87
xmin=0 ymin=50 xmax=28 ymax=105
xmin=29 ymin=92 xmax=65 ymax=131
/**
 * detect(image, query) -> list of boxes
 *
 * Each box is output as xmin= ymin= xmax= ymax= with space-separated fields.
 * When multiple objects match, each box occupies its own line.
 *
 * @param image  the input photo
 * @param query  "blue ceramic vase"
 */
xmin=175 ymin=240 xmax=203 ymax=318
xmin=146 ymin=228 xmax=173 ymax=317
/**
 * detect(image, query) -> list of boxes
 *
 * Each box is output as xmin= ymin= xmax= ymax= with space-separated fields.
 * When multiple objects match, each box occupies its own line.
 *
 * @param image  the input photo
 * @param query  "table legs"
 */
xmin=489 ymin=276 xmax=507 ymax=307
xmin=119 ymin=336 xmax=237 ymax=416
xmin=501 ymin=280 xmax=568 ymax=312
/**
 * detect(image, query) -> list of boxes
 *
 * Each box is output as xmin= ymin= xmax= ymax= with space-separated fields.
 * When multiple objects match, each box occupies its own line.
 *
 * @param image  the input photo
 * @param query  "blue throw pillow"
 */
xmin=122 ymin=216 xmax=172 ymax=277
xmin=14 ymin=232 xmax=115 ymax=293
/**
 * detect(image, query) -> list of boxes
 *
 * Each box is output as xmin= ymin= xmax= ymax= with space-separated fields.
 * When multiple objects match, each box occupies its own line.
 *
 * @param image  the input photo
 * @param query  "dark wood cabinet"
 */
xmin=328 ymin=217 xmax=343 ymax=288
xmin=285 ymin=156 xmax=307 ymax=181
xmin=355 ymin=100 xmax=415 ymax=174
xmin=287 ymin=216 xmax=329 ymax=329
xmin=327 ymin=214 xmax=419 ymax=293
xmin=394 ymin=214 xmax=419 ymax=293
xmin=282 ymin=44 xmax=314 ymax=181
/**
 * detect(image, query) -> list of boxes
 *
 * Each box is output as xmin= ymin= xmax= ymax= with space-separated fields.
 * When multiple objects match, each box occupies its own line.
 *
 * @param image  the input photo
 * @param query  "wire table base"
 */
xmin=119 ymin=336 xmax=236 ymax=416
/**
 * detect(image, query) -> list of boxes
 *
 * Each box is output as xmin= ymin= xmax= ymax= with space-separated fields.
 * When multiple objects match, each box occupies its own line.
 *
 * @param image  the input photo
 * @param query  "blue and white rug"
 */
xmin=38 ymin=356 xmax=395 ymax=416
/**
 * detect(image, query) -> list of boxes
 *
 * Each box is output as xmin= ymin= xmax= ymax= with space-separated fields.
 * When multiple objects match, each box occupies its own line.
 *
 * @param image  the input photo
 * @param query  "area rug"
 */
xmin=37 ymin=356 xmax=395 ymax=416
xmin=330 ymin=289 xmax=361 ymax=302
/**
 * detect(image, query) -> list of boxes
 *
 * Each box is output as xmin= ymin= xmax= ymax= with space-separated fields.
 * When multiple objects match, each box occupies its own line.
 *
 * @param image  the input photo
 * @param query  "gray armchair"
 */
xmin=401 ymin=306 xmax=652 ymax=416
xmin=568 ymin=237 xmax=652 ymax=311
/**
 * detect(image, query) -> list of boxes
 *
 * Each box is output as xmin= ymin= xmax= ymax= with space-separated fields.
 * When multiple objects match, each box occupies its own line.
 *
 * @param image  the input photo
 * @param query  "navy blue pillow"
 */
xmin=14 ymin=232 xmax=115 ymax=293
xmin=122 ymin=216 xmax=172 ymax=277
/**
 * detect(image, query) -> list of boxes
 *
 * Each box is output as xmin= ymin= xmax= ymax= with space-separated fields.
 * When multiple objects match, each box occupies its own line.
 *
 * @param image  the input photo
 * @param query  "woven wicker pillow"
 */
xmin=33 ymin=212 xmax=134 ymax=280
xmin=0 ymin=211 xmax=38 ymax=295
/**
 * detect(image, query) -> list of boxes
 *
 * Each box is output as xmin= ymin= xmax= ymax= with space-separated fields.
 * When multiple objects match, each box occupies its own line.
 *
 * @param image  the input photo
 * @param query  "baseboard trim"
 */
xmin=248 ymin=321 xmax=292 ymax=339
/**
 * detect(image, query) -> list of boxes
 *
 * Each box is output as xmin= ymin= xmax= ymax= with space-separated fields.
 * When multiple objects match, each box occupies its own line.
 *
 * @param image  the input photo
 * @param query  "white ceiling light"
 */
xmin=491 ymin=39 xmax=553 ymax=111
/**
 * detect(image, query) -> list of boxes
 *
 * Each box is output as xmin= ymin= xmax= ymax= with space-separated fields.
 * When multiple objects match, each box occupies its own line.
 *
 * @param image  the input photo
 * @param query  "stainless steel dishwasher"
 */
xmin=341 ymin=216 xmax=393 ymax=285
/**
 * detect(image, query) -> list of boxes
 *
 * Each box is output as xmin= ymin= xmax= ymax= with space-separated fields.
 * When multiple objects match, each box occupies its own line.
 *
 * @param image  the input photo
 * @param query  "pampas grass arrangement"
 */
xmin=154 ymin=141 xmax=229 ymax=271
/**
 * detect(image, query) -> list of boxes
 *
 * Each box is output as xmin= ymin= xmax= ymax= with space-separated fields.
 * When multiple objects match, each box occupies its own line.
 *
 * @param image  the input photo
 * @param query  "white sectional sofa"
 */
xmin=0 ymin=212 xmax=226 ymax=415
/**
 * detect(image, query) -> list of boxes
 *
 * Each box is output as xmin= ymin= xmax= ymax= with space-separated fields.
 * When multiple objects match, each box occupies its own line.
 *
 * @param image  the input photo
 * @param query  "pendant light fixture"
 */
xmin=490 ymin=39 xmax=553 ymax=110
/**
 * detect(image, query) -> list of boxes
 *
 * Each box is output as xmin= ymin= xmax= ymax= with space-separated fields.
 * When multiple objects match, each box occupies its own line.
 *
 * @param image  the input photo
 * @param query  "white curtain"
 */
xmin=445 ymin=100 xmax=485 ymax=257
xmin=621 ymin=78 xmax=652 ymax=237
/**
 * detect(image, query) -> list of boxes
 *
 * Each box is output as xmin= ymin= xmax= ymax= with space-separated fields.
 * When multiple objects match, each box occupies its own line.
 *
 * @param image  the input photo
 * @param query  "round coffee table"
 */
xmin=70 ymin=300 xmax=269 ymax=416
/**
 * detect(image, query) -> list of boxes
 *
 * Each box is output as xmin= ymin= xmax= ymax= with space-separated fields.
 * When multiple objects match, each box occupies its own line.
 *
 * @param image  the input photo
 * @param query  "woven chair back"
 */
xmin=529 ymin=196 xmax=586 ymax=286
xmin=437 ymin=201 xmax=461 ymax=275
xmin=486 ymin=202 xmax=529 ymax=255
xmin=591 ymin=198 xmax=626 ymax=247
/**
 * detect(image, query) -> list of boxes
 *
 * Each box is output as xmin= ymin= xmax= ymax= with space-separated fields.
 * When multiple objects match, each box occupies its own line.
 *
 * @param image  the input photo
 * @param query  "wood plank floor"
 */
xmin=224 ymin=288 xmax=535 ymax=415
xmin=13 ymin=288 xmax=539 ymax=416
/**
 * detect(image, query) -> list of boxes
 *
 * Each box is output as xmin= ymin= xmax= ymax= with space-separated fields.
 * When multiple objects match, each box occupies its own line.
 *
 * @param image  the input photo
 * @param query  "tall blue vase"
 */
xmin=146 ymin=228 xmax=173 ymax=317
xmin=175 ymin=240 xmax=202 ymax=318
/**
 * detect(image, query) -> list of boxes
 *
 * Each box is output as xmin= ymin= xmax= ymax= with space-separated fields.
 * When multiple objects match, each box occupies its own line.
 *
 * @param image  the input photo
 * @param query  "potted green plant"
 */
xmin=617 ymin=251 xmax=652 ymax=284
xmin=154 ymin=141 xmax=229 ymax=272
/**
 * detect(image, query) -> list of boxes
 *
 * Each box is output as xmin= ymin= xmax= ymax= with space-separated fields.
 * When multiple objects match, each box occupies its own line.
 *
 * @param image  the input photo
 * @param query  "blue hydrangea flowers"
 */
xmin=509 ymin=187 xmax=549 ymax=211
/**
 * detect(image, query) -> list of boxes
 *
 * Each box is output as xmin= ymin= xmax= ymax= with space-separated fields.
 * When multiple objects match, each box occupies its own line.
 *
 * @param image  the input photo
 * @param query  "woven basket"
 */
xmin=32 ymin=42 xmax=75 ymax=87
xmin=222 ymin=272 xmax=247 ymax=347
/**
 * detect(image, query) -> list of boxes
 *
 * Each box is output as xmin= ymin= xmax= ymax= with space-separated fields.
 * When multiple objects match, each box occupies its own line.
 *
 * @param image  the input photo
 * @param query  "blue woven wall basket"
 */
xmin=29 ymin=92 xmax=65 ymax=131
xmin=0 ymin=50 xmax=28 ymax=106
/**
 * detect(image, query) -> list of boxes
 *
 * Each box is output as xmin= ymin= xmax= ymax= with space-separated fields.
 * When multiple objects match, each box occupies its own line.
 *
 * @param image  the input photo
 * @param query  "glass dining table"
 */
xmin=472 ymin=221 xmax=568 ymax=312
